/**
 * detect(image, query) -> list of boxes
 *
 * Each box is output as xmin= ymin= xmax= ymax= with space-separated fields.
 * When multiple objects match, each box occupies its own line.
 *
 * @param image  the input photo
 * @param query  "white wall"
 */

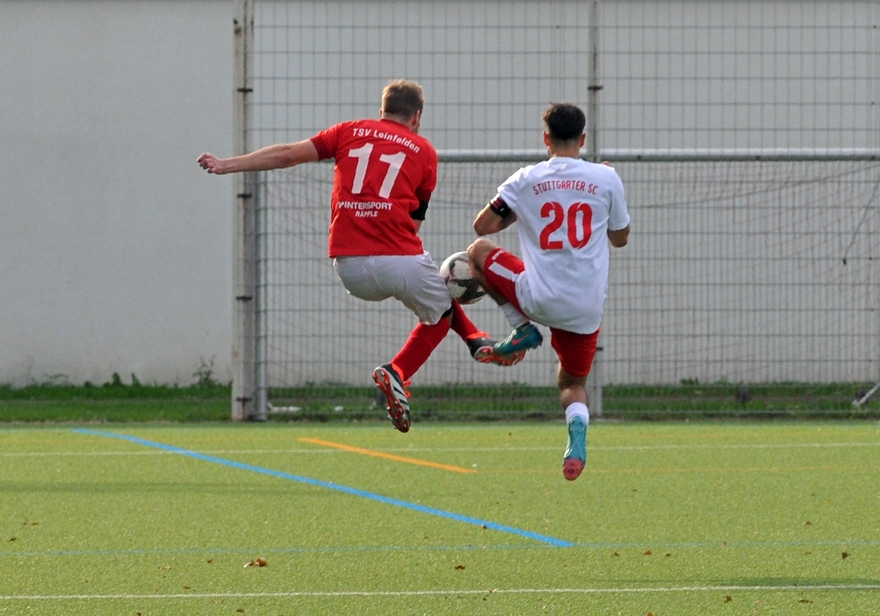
xmin=0 ymin=0 xmax=234 ymax=386
xmin=1 ymin=0 xmax=875 ymax=389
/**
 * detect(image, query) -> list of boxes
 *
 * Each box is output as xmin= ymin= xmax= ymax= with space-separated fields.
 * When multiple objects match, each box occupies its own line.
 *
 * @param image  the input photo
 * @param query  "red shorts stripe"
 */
xmin=483 ymin=248 xmax=525 ymax=313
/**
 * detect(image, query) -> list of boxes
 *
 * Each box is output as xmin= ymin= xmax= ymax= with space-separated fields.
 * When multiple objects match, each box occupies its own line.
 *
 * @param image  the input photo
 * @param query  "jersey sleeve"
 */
xmin=496 ymin=166 xmax=528 ymax=211
xmin=607 ymin=170 xmax=631 ymax=231
xmin=310 ymin=123 xmax=343 ymax=161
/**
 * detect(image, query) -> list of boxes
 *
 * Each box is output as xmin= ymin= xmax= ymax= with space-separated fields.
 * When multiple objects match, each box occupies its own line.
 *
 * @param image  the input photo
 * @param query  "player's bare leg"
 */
xmin=559 ymin=367 xmax=589 ymax=481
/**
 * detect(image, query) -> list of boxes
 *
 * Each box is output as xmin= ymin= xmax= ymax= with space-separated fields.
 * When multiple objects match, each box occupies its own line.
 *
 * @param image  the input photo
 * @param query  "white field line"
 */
xmin=1 ymin=442 xmax=879 ymax=457
xmin=1 ymin=585 xmax=879 ymax=601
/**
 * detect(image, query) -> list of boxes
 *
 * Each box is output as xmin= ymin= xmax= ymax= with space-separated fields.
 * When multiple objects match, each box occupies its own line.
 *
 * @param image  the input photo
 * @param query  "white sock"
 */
xmin=565 ymin=402 xmax=590 ymax=425
xmin=501 ymin=302 xmax=529 ymax=329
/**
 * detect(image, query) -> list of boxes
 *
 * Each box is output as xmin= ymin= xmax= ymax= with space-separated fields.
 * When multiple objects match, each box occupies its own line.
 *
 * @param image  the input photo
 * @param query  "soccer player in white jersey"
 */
xmin=467 ymin=102 xmax=631 ymax=480
xmin=198 ymin=80 xmax=536 ymax=433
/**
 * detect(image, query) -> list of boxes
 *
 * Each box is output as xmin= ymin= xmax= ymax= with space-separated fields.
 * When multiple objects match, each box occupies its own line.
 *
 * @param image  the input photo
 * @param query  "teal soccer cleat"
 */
xmin=492 ymin=323 xmax=543 ymax=359
xmin=563 ymin=416 xmax=587 ymax=480
xmin=467 ymin=331 xmax=526 ymax=366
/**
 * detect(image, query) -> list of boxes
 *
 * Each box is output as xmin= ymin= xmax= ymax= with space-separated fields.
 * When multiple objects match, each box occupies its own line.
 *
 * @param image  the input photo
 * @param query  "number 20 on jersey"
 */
xmin=540 ymin=201 xmax=593 ymax=250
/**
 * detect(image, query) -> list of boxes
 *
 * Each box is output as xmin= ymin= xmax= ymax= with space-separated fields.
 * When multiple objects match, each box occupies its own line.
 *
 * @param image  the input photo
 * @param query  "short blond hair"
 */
xmin=381 ymin=79 xmax=425 ymax=118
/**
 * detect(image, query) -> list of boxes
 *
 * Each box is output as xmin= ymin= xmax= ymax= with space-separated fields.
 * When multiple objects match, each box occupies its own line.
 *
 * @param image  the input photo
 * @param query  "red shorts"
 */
xmin=484 ymin=248 xmax=599 ymax=378
xmin=550 ymin=327 xmax=599 ymax=378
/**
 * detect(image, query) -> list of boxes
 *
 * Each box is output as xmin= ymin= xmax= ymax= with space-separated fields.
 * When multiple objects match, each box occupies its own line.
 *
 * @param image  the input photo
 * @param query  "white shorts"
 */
xmin=332 ymin=252 xmax=452 ymax=325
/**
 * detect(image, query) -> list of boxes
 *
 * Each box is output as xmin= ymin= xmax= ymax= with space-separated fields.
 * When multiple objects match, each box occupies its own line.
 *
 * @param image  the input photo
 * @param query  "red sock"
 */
xmin=449 ymin=302 xmax=481 ymax=340
xmin=391 ymin=319 xmax=451 ymax=380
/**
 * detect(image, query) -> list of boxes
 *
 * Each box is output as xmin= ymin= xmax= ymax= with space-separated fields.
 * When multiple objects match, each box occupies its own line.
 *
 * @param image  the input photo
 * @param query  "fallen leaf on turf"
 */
xmin=724 ymin=595 xmax=732 ymax=603
xmin=455 ymin=565 xmax=466 ymax=570
xmin=842 ymin=552 xmax=849 ymax=559
xmin=643 ymin=550 xmax=653 ymax=556
xmin=804 ymin=521 xmax=811 ymax=525
xmin=612 ymin=551 xmax=619 ymax=557
xmin=799 ymin=599 xmax=813 ymax=603
xmin=236 ymin=608 xmax=245 ymax=613
xmin=244 ymin=557 xmax=267 ymax=567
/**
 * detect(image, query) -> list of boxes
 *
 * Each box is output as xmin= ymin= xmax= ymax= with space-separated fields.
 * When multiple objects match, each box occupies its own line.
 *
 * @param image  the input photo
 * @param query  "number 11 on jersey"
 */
xmin=348 ymin=144 xmax=406 ymax=199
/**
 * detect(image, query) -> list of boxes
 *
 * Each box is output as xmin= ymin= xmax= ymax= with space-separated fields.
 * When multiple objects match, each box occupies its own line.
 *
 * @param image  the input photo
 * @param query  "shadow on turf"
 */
xmin=0 ymin=481 xmax=306 ymax=495
xmin=704 ymin=576 xmax=880 ymax=589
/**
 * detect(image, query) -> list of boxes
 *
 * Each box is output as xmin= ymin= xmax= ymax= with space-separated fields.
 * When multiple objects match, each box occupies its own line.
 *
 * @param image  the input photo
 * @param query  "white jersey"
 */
xmin=497 ymin=156 xmax=630 ymax=334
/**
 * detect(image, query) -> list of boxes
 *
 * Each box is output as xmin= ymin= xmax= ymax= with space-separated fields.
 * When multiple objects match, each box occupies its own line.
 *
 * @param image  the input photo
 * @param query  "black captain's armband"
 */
xmin=488 ymin=194 xmax=511 ymax=217
xmin=411 ymin=200 xmax=429 ymax=221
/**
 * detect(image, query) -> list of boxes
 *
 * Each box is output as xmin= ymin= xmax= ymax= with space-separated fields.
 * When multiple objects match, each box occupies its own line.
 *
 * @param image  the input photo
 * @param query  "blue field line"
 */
xmin=72 ymin=428 xmax=574 ymax=548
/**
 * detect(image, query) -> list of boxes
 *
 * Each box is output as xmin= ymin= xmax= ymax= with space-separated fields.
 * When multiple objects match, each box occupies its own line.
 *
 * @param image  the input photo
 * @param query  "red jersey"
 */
xmin=310 ymin=118 xmax=438 ymax=257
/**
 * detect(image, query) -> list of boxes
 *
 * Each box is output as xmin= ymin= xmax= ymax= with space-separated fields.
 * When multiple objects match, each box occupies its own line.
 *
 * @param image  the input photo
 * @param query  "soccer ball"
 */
xmin=439 ymin=251 xmax=487 ymax=305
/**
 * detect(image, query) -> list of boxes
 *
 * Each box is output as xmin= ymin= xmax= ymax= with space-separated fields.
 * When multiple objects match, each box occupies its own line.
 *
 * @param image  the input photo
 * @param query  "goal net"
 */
xmin=253 ymin=157 xmax=880 ymax=410
xmin=233 ymin=0 xmax=879 ymax=419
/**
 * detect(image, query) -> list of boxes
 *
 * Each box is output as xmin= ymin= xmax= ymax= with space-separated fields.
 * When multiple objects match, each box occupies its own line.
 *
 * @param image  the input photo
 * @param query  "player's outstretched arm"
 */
xmin=198 ymin=140 xmax=319 ymax=175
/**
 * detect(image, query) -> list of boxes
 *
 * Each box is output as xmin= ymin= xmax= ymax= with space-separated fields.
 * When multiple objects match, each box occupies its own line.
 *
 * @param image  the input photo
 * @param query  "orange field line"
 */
xmin=297 ymin=437 xmax=477 ymax=474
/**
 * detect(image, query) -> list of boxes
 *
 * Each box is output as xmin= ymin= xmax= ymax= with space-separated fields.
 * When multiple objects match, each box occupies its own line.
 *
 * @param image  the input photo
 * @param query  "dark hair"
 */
xmin=543 ymin=103 xmax=586 ymax=143
xmin=381 ymin=79 xmax=425 ymax=118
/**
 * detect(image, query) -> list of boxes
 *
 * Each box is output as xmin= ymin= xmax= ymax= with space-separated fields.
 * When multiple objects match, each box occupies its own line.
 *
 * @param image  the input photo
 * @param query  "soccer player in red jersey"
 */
xmin=467 ymin=103 xmax=631 ymax=480
xmin=198 ymin=80 xmax=537 ymax=432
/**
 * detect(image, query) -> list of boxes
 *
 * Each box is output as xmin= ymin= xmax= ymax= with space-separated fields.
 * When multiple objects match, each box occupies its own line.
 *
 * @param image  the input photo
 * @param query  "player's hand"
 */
xmin=197 ymin=153 xmax=226 ymax=174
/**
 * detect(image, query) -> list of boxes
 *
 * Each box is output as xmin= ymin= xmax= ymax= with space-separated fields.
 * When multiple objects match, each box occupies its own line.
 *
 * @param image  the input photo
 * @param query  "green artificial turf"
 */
xmin=1 ymin=421 xmax=877 ymax=614
xmin=0 ymin=381 xmax=231 ymax=423
xmin=3 ymin=380 xmax=878 ymax=423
